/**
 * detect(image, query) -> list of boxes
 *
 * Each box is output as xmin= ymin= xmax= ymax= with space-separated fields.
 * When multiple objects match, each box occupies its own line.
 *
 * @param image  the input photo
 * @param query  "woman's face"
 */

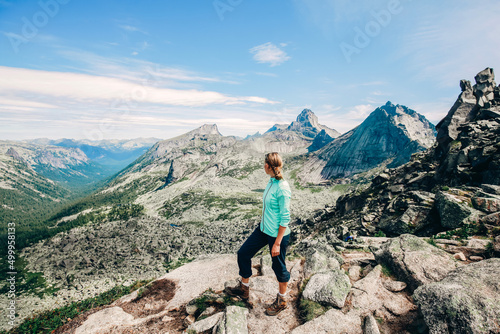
xmin=264 ymin=161 xmax=271 ymax=175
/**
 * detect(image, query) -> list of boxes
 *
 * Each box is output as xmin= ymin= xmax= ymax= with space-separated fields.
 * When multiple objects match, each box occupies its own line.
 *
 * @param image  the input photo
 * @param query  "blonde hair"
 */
xmin=265 ymin=152 xmax=284 ymax=180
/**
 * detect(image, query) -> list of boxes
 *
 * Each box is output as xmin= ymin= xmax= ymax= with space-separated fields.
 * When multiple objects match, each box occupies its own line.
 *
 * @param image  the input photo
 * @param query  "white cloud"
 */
xmin=255 ymin=72 xmax=278 ymax=77
xmin=250 ymin=42 xmax=290 ymax=67
xmin=0 ymin=66 xmax=278 ymax=107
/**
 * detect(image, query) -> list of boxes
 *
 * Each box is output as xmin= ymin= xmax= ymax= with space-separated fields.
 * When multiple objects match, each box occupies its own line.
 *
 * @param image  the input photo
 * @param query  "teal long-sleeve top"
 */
xmin=260 ymin=176 xmax=292 ymax=238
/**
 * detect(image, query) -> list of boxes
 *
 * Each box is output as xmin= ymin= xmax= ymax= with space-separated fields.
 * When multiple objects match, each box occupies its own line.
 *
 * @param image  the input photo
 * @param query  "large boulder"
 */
xmin=413 ymin=258 xmax=500 ymax=334
xmin=302 ymin=269 xmax=351 ymax=308
xmin=303 ymin=249 xmax=340 ymax=278
xmin=379 ymin=205 xmax=432 ymax=236
xmin=373 ymin=234 xmax=458 ymax=291
xmin=435 ymin=190 xmax=474 ymax=229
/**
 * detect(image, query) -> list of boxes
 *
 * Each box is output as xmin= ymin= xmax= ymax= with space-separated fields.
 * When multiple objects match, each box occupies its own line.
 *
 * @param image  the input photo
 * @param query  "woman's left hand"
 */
xmin=271 ymin=243 xmax=280 ymax=257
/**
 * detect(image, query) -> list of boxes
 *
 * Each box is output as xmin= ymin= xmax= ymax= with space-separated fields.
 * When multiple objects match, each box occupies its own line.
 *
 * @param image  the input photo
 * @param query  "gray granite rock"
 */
xmin=302 ymin=269 xmax=351 ymax=308
xmin=413 ymin=258 xmax=500 ymax=334
xmin=373 ymin=234 xmax=458 ymax=291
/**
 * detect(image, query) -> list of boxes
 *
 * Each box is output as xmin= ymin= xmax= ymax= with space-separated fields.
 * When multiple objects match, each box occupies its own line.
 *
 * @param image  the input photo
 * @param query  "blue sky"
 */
xmin=0 ymin=0 xmax=499 ymax=141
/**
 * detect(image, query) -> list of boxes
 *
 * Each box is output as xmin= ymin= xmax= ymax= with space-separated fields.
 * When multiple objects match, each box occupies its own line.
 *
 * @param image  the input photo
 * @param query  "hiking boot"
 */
xmin=265 ymin=293 xmax=287 ymax=316
xmin=224 ymin=280 xmax=249 ymax=300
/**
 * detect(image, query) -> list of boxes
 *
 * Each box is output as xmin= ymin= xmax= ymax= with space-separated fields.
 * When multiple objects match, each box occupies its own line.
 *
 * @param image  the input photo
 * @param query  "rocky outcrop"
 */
xmin=373 ymin=234 xmax=458 ymax=291
xmin=413 ymin=258 xmax=500 ymax=334
xmin=5 ymin=147 xmax=25 ymax=163
xmin=305 ymin=68 xmax=500 ymax=239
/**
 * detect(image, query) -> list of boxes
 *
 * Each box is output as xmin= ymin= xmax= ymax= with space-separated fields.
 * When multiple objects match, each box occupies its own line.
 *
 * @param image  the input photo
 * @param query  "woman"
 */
xmin=225 ymin=152 xmax=292 ymax=316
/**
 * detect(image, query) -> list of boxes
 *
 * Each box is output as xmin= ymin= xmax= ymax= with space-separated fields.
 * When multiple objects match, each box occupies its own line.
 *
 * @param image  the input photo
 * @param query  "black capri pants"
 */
xmin=237 ymin=225 xmax=291 ymax=282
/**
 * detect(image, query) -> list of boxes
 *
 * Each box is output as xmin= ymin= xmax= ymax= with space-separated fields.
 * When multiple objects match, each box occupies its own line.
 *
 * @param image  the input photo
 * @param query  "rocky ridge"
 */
xmin=305 ymin=68 xmax=500 ymax=241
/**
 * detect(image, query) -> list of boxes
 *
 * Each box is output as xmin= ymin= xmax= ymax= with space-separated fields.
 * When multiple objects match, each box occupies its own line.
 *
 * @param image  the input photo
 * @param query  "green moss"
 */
xmin=299 ymin=299 xmax=327 ymax=322
xmin=380 ymin=263 xmax=394 ymax=278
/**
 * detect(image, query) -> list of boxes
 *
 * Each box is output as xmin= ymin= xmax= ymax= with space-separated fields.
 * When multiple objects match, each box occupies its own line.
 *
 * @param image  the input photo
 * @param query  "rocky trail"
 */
xmin=44 ymin=234 xmax=499 ymax=334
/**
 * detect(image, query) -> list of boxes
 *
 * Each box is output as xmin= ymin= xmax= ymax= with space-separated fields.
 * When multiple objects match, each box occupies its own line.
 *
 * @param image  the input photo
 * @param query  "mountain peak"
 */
xmin=286 ymin=109 xmax=340 ymax=139
xmin=296 ymin=109 xmax=319 ymax=127
xmin=190 ymin=124 xmax=222 ymax=137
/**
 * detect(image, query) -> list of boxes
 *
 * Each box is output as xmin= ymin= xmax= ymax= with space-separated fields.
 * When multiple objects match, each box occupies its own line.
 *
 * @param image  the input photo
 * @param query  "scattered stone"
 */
xmin=348 ymin=265 xmax=362 ymax=281
xmin=453 ymin=252 xmax=466 ymax=261
xmin=382 ymin=280 xmax=407 ymax=292
xmin=433 ymin=239 xmax=461 ymax=246
xmin=471 ymin=195 xmax=500 ymax=213
xmin=199 ymin=306 xmax=217 ymax=319
xmin=494 ymin=236 xmax=500 ymax=253
xmin=469 ymin=256 xmax=483 ymax=261
xmin=478 ymin=212 xmax=500 ymax=226
xmin=414 ymin=258 xmax=500 ymax=334
xmin=184 ymin=314 xmax=196 ymax=327
xmin=161 ymin=315 xmax=175 ymax=322
xmin=363 ymin=314 xmax=381 ymax=334
xmin=302 ymin=269 xmax=351 ymax=308
xmin=187 ymin=312 xmax=223 ymax=333
xmin=186 ymin=304 xmax=198 ymax=315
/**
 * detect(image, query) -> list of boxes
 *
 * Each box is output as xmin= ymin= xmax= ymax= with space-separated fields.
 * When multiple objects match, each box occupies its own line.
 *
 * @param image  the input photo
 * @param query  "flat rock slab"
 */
xmin=351 ymin=265 xmax=416 ymax=318
xmin=75 ymin=306 xmax=135 ymax=334
xmin=414 ymin=258 xmax=500 ymax=334
xmin=158 ymin=254 xmax=239 ymax=311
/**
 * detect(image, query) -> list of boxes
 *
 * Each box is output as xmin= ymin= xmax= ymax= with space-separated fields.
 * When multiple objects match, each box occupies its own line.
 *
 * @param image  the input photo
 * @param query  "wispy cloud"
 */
xmin=56 ymin=49 xmax=240 ymax=86
xmin=347 ymin=104 xmax=374 ymax=119
xmin=395 ymin=2 xmax=500 ymax=87
xmin=255 ymin=72 xmax=278 ymax=77
xmin=0 ymin=66 xmax=278 ymax=107
xmin=250 ymin=42 xmax=290 ymax=67
xmin=118 ymin=24 xmax=148 ymax=35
